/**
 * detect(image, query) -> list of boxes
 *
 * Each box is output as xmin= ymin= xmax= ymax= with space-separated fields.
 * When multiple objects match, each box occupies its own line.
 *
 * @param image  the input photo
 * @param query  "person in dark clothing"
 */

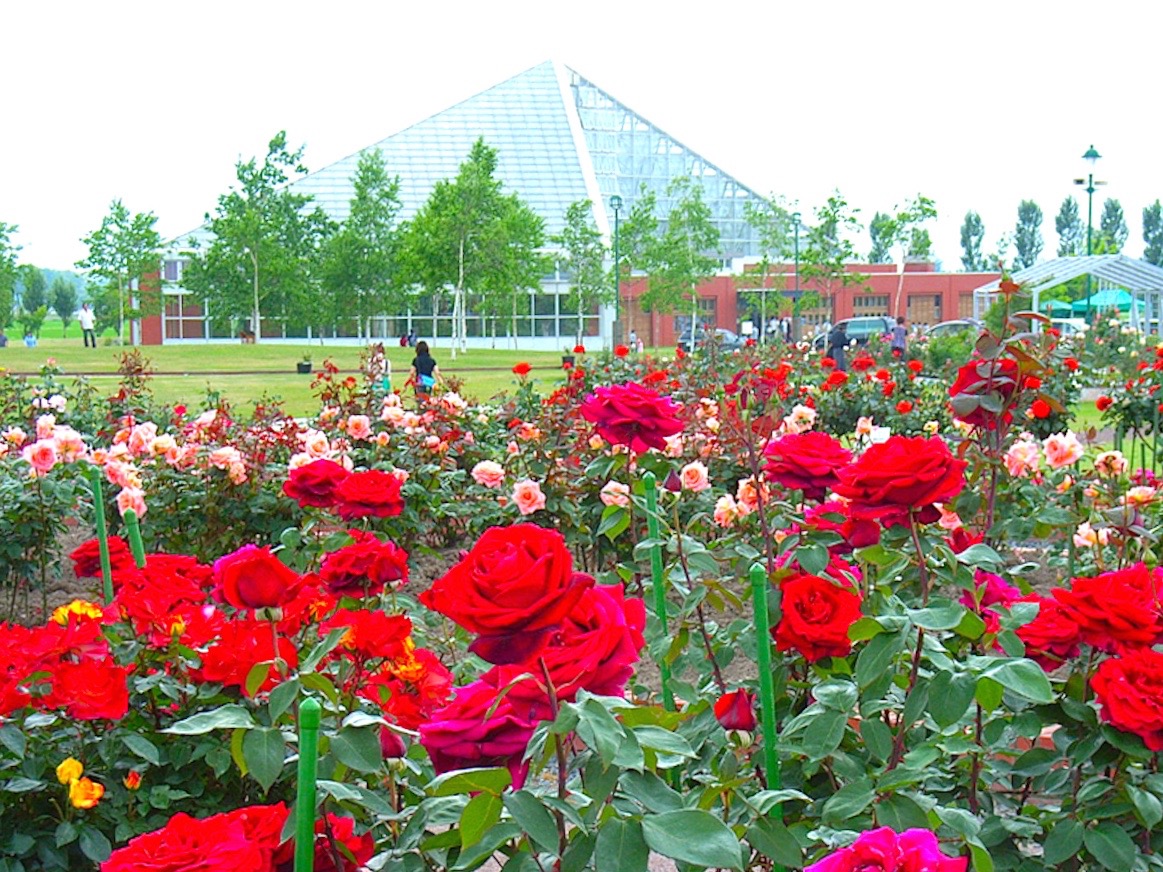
xmin=826 ymin=322 xmax=849 ymax=371
xmin=409 ymin=340 xmax=441 ymax=400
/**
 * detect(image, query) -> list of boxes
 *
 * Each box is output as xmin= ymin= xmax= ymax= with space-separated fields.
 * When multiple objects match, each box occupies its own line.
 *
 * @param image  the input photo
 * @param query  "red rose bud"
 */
xmin=614 ymin=344 xmax=629 ymax=357
xmin=1096 ymin=396 xmax=1113 ymax=412
xmin=662 ymin=469 xmax=683 ymax=492
xmin=512 ymin=362 xmax=531 ymax=376
xmin=1030 ymin=399 xmax=1051 ymax=419
xmin=896 ymin=400 xmax=913 ymax=414
xmin=573 ymin=344 xmax=586 ymax=354
xmin=714 ymin=689 xmax=757 ymax=731
xmin=907 ymin=359 xmax=924 ymax=373
xmin=1064 ymin=357 xmax=1079 ymax=371
xmin=380 ymin=726 xmax=407 ymax=759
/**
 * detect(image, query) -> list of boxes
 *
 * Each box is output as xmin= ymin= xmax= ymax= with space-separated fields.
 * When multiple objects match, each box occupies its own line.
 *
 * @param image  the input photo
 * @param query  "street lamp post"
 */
xmin=610 ymin=194 xmax=623 ymax=350
xmin=792 ymin=211 xmax=802 ymax=339
xmin=1074 ymin=145 xmax=1104 ymax=324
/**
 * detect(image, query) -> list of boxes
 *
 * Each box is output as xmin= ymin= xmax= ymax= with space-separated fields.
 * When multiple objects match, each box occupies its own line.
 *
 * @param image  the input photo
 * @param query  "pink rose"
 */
xmin=680 ymin=461 xmax=710 ymax=492
xmin=471 ymin=460 xmax=506 ymax=488
xmin=599 ymin=481 xmax=630 ymax=507
xmin=22 ymin=439 xmax=57 ymax=474
xmin=1042 ymin=431 xmax=1083 ymax=469
xmin=116 ymin=487 xmax=147 ymax=519
xmin=806 ymin=827 xmax=967 ymax=872
xmin=345 ymin=415 xmax=372 ymax=441
xmin=512 ymin=479 xmax=546 ymax=515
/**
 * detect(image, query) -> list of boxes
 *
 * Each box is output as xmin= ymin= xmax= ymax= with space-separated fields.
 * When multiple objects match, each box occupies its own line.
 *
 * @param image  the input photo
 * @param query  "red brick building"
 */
xmin=618 ymin=262 xmax=999 ymax=347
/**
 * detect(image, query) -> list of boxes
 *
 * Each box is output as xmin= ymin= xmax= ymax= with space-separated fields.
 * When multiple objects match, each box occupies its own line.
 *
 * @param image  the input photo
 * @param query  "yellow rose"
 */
xmin=56 ymin=757 xmax=83 ymax=785
xmin=69 ymin=777 xmax=105 ymax=809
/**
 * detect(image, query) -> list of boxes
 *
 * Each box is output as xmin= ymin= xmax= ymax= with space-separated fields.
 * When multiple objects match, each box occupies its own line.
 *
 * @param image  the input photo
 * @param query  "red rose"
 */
xmin=359 ymin=647 xmax=454 ymax=730
xmin=573 ymin=344 xmax=586 ymax=354
xmin=908 ymin=359 xmax=924 ymax=373
xmin=1030 ymin=398 xmax=1051 ymax=419
xmin=763 ymin=432 xmax=852 ymax=502
xmin=512 ymin=361 xmax=531 ymax=376
xmin=946 ymin=526 xmax=984 ymax=554
xmin=1013 ymin=594 xmax=1081 ymax=669
xmin=774 ymin=572 xmax=863 ymax=662
xmin=1051 ymin=564 xmax=1163 ymax=652
xmin=948 ymin=357 xmax=1022 ymax=428
xmin=714 ymin=689 xmax=757 ymax=731
xmin=214 ymin=545 xmax=302 ymax=611
xmin=614 ymin=344 xmax=630 ymax=357
xmin=1096 ymin=395 xmax=1113 ymax=412
xmin=69 ymin=536 xmax=133 ymax=579
xmin=822 ymin=370 xmax=849 ymax=389
xmin=419 ymin=674 xmax=551 ymax=788
xmin=333 ymin=469 xmax=405 ymax=520
xmin=271 ymin=811 xmax=375 ymax=872
xmin=821 ymin=356 xmax=837 ymax=369
xmin=45 ymin=658 xmax=129 ymax=721
xmin=850 ymin=354 xmax=875 ymax=372
xmin=896 ymin=400 xmax=913 ymax=414
xmin=579 ymin=382 xmax=683 ymax=454
xmin=318 ymin=530 xmax=409 ymax=597
xmin=195 ymin=618 xmax=299 ymax=695
xmin=1064 ymin=357 xmax=1079 ymax=371
xmin=283 ymin=458 xmax=351 ymax=509
xmin=1091 ymin=648 xmax=1163 ymax=751
xmin=832 ymin=435 xmax=966 ymax=526
xmin=101 ymin=806 xmax=282 ymax=872
xmin=320 ymin=610 xmax=411 ymax=664
xmin=419 ymin=524 xmax=592 ymax=664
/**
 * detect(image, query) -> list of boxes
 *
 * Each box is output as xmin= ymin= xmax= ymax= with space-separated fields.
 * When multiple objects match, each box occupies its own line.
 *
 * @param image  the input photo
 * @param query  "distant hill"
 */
xmin=15 ymin=268 xmax=87 ymax=301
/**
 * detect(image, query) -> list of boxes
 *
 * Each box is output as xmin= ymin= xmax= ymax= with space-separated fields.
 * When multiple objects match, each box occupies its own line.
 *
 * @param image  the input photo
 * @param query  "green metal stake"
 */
xmin=750 ymin=563 xmax=785 ymax=872
xmin=643 ymin=472 xmax=675 ymax=711
xmin=295 ymin=697 xmax=321 ymax=872
xmin=87 ymin=466 xmax=115 ymax=605
xmin=122 ymin=509 xmax=147 ymax=569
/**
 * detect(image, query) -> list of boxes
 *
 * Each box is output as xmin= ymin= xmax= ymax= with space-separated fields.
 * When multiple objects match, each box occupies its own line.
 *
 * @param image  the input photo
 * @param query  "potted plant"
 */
xmin=296 ymin=353 xmax=312 ymax=374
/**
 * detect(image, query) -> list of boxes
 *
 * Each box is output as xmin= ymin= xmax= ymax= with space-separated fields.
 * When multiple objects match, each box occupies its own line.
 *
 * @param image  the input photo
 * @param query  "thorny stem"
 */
xmin=671 ymin=500 xmax=727 ymax=693
xmin=908 ymin=514 xmax=931 ymax=606
xmin=886 ymin=627 xmax=926 ymax=771
xmin=739 ymin=408 xmax=780 ymax=573
xmin=968 ymin=703 xmax=983 ymax=814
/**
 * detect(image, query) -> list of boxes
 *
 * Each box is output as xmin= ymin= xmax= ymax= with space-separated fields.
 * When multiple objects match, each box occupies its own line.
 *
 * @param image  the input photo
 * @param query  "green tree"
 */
xmin=1099 ymin=198 xmax=1128 ymax=252
xmin=868 ymin=212 xmax=894 ymax=263
xmin=642 ymin=176 xmax=721 ymax=334
xmin=741 ymin=196 xmax=793 ymax=336
xmin=908 ymin=228 xmax=932 ymax=260
xmin=184 ymin=131 xmax=334 ymax=342
xmin=1143 ymin=200 xmax=1163 ymax=267
xmin=799 ymin=192 xmax=866 ymax=313
xmin=0 ymin=222 xmax=18 ymax=330
xmin=614 ymin=186 xmax=659 ymax=339
xmin=50 ymin=276 xmax=79 ymax=336
xmin=552 ymin=200 xmax=609 ymax=346
xmin=960 ymin=211 xmax=986 ymax=271
xmin=319 ymin=148 xmax=403 ymax=338
xmin=878 ymin=194 xmax=936 ymax=316
xmin=1055 ymin=196 xmax=1084 ymax=256
xmin=76 ymin=200 xmax=161 ymax=345
xmin=1013 ymin=200 xmax=1044 ymax=270
xmin=19 ymin=265 xmax=46 ymax=313
xmin=404 ymin=138 xmax=545 ymax=357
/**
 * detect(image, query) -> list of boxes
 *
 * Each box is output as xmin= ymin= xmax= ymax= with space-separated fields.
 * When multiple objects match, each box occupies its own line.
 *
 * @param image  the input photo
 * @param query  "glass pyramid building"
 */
xmin=293 ymin=60 xmax=765 ymax=257
xmin=160 ymin=61 xmax=767 ymax=346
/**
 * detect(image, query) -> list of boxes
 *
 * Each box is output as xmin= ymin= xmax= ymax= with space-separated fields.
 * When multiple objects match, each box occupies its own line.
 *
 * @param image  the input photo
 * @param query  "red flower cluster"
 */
xmin=334 ymin=469 xmax=405 ymax=520
xmin=512 ymin=361 xmax=531 ymax=376
xmin=282 ymin=458 xmax=350 ymax=508
xmin=763 ymin=432 xmax=852 ymax=502
xmin=1091 ymin=648 xmax=1163 ymax=751
xmin=832 ymin=435 xmax=966 ymax=527
xmin=101 ymin=803 xmax=372 ymax=872
xmin=318 ymin=529 xmax=409 ymax=597
xmin=69 ymin=536 xmax=134 ymax=579
xmin=579 ymin=382 xmax=683 ymax=453
xmin=1053 ymin=564 xmax=1163 ymax=653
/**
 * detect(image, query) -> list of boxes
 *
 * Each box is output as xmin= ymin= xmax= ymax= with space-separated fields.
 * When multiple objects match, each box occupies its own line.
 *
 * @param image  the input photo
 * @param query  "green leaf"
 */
xmin=78 ymin=826 xmax=112 ymax=863
xmin=821 ymin=778 xmax=874 ymax=825
xmin=936 ymin=806 xmax=982 ymax=839
xmin=243 ymin=727 xmax=285 ymax=792
xmin=53 ymin=821 xmax=78 ymax=848
xmin=1043 ymin=818 xmax=1084 ymax=865
xmin=1082 ymin=822 xmax=1137 ymax=872
xmin=800 ymin=709 xmax=847 ymax=759
xmin=975 ymin=676 xmax=1004 ymax=712
xmin=301 ymin=627 xmax=354 ymax=674
xmin=1127 ymin=785 xmax=1163 ymax=830
xmin=576 ymin=698 xmax=625 ymax=767
xmin=856 ymin=631 xmax=903 ymax=689
xmin=967 ymin=840 xmax=994 ymax=872
xmin=594 ymin=818 xmax=649 ymax=872
xmin=928 ymin=670 xmax=976 ymax=727
xmin=268 ymin=676 xmax=300 ymax=721
xmin=641 ymin=810 xmax=743 ymax=870
xmin=597 ymin=506 xmax=630 ymax=541
xmin=876 ymin=794 xmax=930 ymax=831
xmin=460 ymin=792 xmax=502 ymax=850
xmin=163 ymin=704 xmax=256 ymax=735
xmin=244 ymin=660 xmax=273 ymax=697
xmin=746 ymin=817 xmax=803 ymax=869
xmin=860 ymin=718 xmax=892 ymax=762
xmin=449 ymin=823 xmax=524 ymax=871
xmin=0 ymin=724 xmax=26 ymax=758
xmin=907 ymin=603 xmax=965 ymax=631
xmin=429 ymin=767 xmax=512 ymax=797
xmin=848 ymin=616 xmax=885 ymax=642
xmin=983 ymin=659 xmax=1054 ymax=703
xmin=813 ymin=680 xmax=858 ymax=712
xmin=631 ymin=725 xmax=695 ymax=761
xmin=955 ymin=543 xmax=1004 ymax=568
xmin=121 ymin=733 xmax=161 ymax=765
xmin=329 ymin=725 xmax=382 ymax=774
xmin=619 ymin=770 xmax=684 ymax=812
xmin=796 ymin=542 xmax=829 ymax=576
xmin=503 ymin=791 xmax=560 ymax=855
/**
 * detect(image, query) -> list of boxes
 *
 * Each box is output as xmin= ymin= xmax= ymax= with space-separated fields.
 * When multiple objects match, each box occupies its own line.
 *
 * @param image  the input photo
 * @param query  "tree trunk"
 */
xmin=250 ymin=249 xmax=261 ymax=343
xmin=117 ymin=275 xmax=125 ymax=346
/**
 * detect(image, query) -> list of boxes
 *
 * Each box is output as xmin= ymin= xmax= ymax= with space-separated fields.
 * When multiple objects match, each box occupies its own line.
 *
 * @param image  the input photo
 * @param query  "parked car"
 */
xmin=811 ymin=316 xmax=895 ymax=350
xmin=924 ymin=319 xmax=983 ymax=338
xmin=678 ymin=327 xmax=745 ymax=352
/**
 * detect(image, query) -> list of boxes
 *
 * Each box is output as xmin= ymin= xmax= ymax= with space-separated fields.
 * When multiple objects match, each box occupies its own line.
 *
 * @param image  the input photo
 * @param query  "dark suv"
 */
xmin=811 ymin=316 xmax=895 ymax=350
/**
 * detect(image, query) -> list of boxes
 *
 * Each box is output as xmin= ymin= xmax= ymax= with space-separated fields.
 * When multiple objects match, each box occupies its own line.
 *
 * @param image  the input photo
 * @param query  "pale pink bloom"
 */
xmin=318 ymin=406 xmax=340 ymax=424
xmin=697 ymin=398 xmax=720 ymax=418
xmin=106 ymin=443 xmax=130 ymax=461
xmin=516 ymin=423 xmax=541 ymax=442
xmin=1123 ymin=486 xmax=1157 ymax=507
xmin=507 ymin=440 xmax=520 ymax=456
xmin=1003 ymin=438 xmax=1041 ymax=478
xmin=208 ymin=446 xmax=243 ymax=471
xmin=588 ymin=434 xmax=605 ymax=451
xmin=391 ymin=468 xmax=409 ymax=484
xmin=464 ymin=432 xmax=475 ymax=444
xmin=53 ymin=427 xmax=88 ymax=463
xmin=600 ymin=480 xmax=631 ymax=507
xmin=105 ymin=459 xmax=138 ymax=488
xmin=440 ymin=392 xmax=468 ymax=413
xmin=471 ymin=461 xmax=506 ymax=488
xmin=116 ymin=487 xmax=147 ymax=519
xmin=193 ymin=410 xmax=217 ymax=428
xmin=703 ymin=416 xmax=720 ymax=434
xmin=345 ymin=415 xmax=372 ymax=441
xmin=383 ymin=392 xmax=402 ymax=408
xmin=423 ymin=434 xmax=442 ymax=451
xmin=0 ymin=443 xmax=7 ymax=459
xmin=288 ymin=452 xmax=316 ymax=470
xmin=169 ymin=443 xmax=198 ymax=470
xmin=1094 ymin=450 xmax=1127 ymax=477
xmin=783 ymin=404 xmax=817 ymax=434
xmin=4 ymin=426 xmax=27 ymax=446
xmin=855 ymin=416 xmax=874 ymax=437
xmin=1042 ymin=432 xmax=1084 ymax=469
xmin=680 ymin=462 xmax=710 ymax=492
xmin=35 ymin=415 xmax=56 ymax=441
xmin=1073 ymin=521 xmax=1110 ymax=549
xmin=512 ymin=479 xmax=546 ymax=515
xmin=149 ymin=433 xmax=177 ymax=457
xmin=374 ymin=432 xmax=391 ymax=448
xmin=713 ymin=494 xmax=741 ymax=528
xmin=736 ymin=477 xmax=768 ymax=514
xmin=664 ymin=434 xmax=685 ymax=457
xmin=381 ymin=405 xmax=406 ymax=426
xmin=47 ymin=394 xmax=67 ymax=413
xmin=127 ymin=422 xmax=158 ymax=456
xmin=112 ymin=426 xmax=131 ymax=445
xmin=937 ymin=504 xmax=963 ymax=531
xmin=22 ymin=440 xmax=57 ymax=474
xmin=301 ymin=430 xmax=331 ymax=458
xmin=227 ymin=462 xmax=248 ymax=485
xmin=401 ymin=412 xmax=422 ymax=429
xmin=91 ymin=448 xmax=108 ymax=465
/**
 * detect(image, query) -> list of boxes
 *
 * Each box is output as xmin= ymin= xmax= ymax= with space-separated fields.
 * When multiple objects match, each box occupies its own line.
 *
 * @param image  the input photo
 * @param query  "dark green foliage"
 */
xmin=960 ymin=211 xmax=986 ymax=271
xmin=1013 ymin=199 xmax=1044 ymax=269
xmin=1055 ymin=196 xmax=1084 ymax=256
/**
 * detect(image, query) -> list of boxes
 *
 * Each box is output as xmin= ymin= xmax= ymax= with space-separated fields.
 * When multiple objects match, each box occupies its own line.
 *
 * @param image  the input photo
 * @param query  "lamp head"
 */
xmin=1082 ymin=145 xmax=1101 ymax=167
xmin=610 ymin=194 xmax=623 ymax=212
xmin=792 ymin=211 xmax=801 ymax=226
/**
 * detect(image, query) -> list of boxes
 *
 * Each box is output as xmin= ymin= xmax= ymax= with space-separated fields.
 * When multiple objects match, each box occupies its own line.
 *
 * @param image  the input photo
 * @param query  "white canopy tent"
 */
xmin=972 ymin=255 xmax=1163 ymax=332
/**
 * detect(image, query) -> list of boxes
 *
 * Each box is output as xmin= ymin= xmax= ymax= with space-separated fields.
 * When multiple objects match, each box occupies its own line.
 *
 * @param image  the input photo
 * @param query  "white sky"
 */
xmin=4 ymin=0 xmax=1163 ymax=271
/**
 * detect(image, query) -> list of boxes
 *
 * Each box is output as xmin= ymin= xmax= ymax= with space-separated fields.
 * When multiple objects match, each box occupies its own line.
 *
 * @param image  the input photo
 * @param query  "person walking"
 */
xmin=408 ymin=340 xmax=442 ymax=402
xmin=78 ymin=303 xmax=96 ymax=348
xmin=826 ymin=321 xmax=849 ymax=371
xmin=890 ymin=316 xmax=908 ymax=358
